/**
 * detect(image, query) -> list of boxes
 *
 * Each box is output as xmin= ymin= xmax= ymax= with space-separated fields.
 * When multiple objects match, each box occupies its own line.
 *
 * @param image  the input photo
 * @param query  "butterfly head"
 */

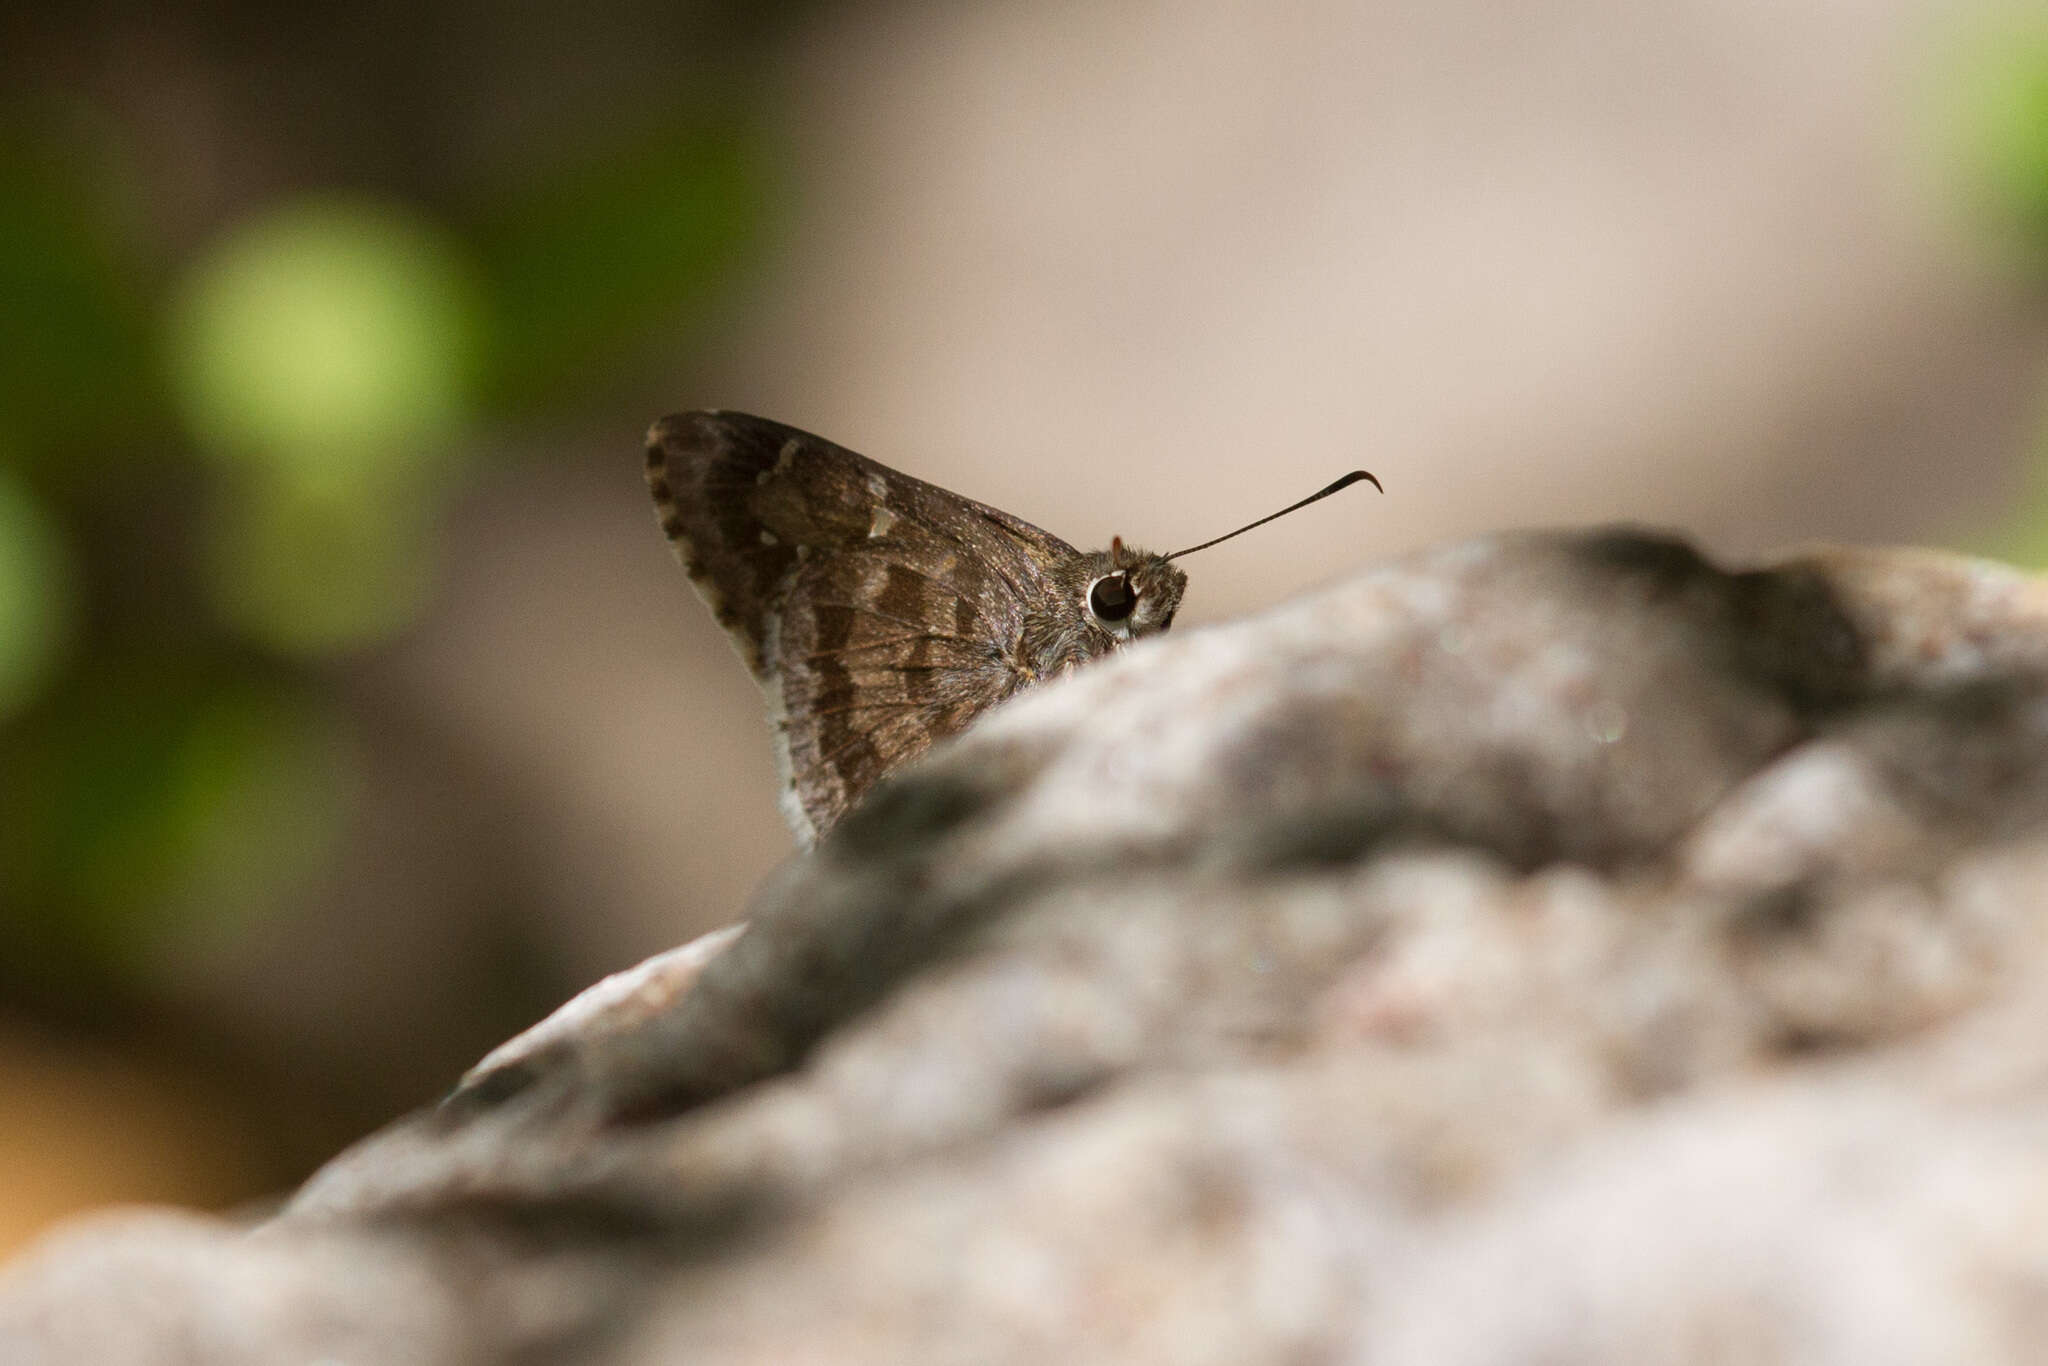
xmin=1083 ymin=536 xmax=1188 ymax=641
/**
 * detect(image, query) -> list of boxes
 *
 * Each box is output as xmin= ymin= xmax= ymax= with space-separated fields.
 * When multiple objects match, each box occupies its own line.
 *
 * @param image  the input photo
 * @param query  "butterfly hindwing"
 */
xmin=645 ymin=411 xmax=1076 ymax=840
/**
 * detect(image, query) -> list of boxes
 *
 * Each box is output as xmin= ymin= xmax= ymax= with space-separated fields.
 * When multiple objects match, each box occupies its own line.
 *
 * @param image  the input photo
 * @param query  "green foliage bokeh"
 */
xmin=0 ymin=94 xmax=772 ymax=989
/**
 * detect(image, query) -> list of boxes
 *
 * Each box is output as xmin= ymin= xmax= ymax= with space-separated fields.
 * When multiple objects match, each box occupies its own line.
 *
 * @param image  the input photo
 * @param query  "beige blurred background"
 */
xmin=0 ymin=0 xmax=2044 ymax=1257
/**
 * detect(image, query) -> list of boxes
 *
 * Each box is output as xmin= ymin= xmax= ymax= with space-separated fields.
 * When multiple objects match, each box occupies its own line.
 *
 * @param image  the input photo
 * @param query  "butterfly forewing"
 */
xmin=646 ymin=411 xmax=1073 ymax=840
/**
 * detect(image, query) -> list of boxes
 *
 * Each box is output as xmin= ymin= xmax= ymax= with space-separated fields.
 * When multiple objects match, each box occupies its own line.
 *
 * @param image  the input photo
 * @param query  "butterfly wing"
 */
xmin=646 ymin=410 xmax=1075 ymax=841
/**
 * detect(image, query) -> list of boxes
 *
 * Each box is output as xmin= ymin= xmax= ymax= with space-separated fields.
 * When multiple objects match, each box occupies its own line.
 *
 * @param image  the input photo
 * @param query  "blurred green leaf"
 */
xmin=475 ymin=113 xmax=773 ymax=408
xmin=167 ymin=197 xmax=481 ymax=475
xmin=1934 ymin=8 xmax=2048 ymax=264
xmin=0 ymin=110 xmax=155 ymax=460
xmin=202 ymin=466 xmax=440 ymax=656
xmin=0 ymin=464 xmax=76 ymax=721
xmin=165 ymin=197 xmax=483 ymax=655
xmin=0 ymin=673 xmax=357 ymax=979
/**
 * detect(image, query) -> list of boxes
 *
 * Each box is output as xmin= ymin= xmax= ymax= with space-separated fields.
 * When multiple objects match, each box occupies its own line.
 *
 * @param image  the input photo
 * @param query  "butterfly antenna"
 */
xmin=1163 ymin=470 xmax=1383 ymax=561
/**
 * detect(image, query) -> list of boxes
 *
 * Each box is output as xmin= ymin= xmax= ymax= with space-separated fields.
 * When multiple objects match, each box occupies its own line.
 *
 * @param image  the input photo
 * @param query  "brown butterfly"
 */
xmin=645 ymin=411 xmax=1378 ymax=844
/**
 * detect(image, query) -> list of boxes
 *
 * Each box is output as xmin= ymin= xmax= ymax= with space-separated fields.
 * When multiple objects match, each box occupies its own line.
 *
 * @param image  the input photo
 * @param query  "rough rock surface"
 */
xmin=12 ymin=528 xmax=2048 ymax=1363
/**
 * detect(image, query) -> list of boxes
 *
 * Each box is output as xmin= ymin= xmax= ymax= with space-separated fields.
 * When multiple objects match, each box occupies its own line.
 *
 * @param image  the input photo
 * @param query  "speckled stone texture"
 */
xmin=12 ymin=529 xmax=2048 ymax=1364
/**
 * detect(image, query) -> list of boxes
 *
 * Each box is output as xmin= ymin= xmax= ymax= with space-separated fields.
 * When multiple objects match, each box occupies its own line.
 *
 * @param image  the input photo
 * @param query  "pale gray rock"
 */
xmin=10 ymin=529 xmax=2048 ymax=1364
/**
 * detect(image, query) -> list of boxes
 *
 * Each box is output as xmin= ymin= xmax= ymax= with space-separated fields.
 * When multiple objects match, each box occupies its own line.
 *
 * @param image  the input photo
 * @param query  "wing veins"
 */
xmin=794 ymin=601 xmax=981 ymax=638
xmin=814 ymin=716 xmax=932 ymax=770
xmin=801 ymin=700 xmax=931 ymax=718
xmin=793 ymin=638 xmax=986 ymax=663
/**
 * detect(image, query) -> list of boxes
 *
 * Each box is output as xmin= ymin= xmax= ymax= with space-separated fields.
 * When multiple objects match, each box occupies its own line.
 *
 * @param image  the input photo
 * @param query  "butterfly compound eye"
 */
xmin=1088 ymin=573 xmax=1137 ymax=623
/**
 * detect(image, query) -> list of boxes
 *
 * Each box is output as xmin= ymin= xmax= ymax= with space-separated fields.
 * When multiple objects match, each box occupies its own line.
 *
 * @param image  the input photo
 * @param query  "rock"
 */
xmin=10 ymin=528 xmax=2048 ymax=1364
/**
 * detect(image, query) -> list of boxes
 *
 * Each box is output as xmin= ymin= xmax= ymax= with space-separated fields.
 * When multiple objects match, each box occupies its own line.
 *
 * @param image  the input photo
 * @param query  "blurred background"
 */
xmin=1 ymin=0 xmax=2044 ymax=1257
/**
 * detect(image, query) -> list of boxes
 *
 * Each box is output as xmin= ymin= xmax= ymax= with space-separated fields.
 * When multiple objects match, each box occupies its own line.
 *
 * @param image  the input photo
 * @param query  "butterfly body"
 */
xmin=646 ymin=411 xmax=1187 ymax=842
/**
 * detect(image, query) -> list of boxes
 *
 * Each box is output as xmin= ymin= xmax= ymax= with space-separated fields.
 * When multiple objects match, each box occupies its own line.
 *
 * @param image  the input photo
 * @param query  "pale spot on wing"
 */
xmin=760 ymin=530 xmax=780 ymax=546
xmin=868 ymin=506 xmax=897 ymax=539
